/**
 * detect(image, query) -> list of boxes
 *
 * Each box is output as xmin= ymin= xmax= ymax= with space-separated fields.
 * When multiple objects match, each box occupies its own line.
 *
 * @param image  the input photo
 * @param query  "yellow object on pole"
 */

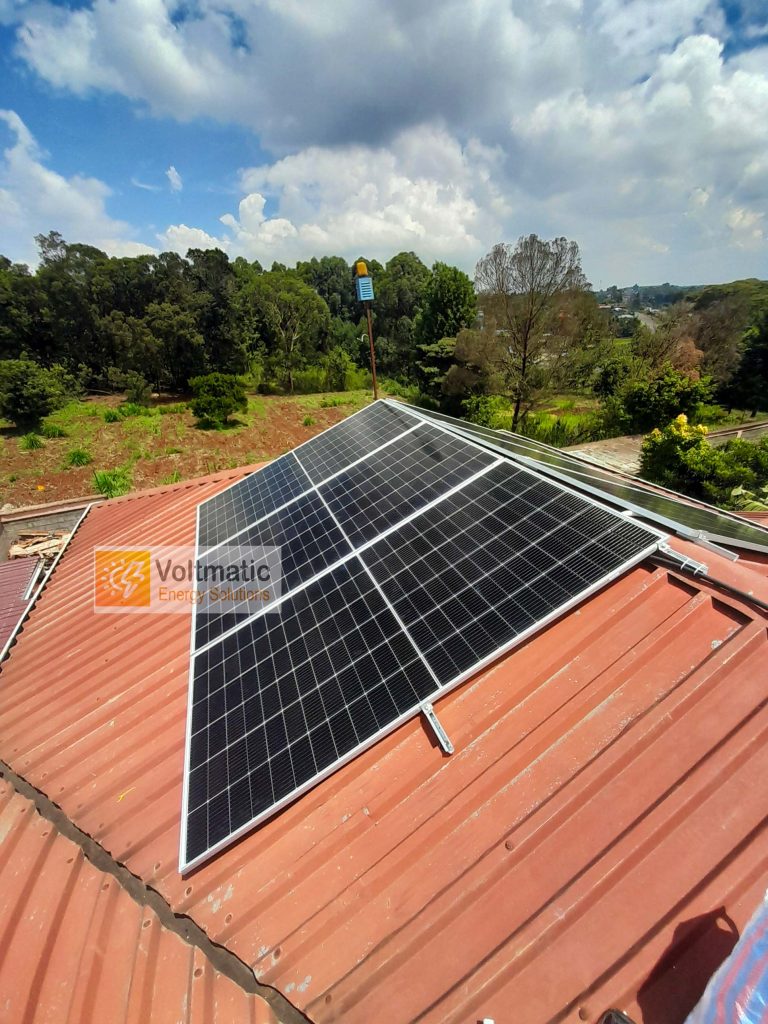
xmin=355 ymin=259 xmax=368 ymax=278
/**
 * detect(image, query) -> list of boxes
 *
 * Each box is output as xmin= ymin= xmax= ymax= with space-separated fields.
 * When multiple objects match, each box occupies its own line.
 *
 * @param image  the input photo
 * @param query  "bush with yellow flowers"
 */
xmin=640 ymin=414 xmax=768 ymax=508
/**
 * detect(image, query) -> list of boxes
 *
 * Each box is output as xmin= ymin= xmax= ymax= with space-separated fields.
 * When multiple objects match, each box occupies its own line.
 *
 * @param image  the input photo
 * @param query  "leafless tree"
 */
xmin=475 ymin=235 xmax=588 ymax=429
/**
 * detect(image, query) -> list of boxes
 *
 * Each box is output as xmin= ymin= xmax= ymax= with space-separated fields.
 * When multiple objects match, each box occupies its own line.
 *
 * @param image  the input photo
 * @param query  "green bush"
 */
xmin=464 ymin=395 xmax=515 ymax=430
xmin=19 ymin=432 xmax=44 ymax=451
xmin=119 ymin=402 xmax=156 ymax=419
xmin=606 ymin=365 xmax=714 ymax=434
xmin=319 ymin=396 xmax=349 ymax=408
xmin=378 ymin=377 xmax=421 ymax=402
xmin=93 ymin=466 xmax=133 ymax=499
xmin=40 ymin=421 xmax=68 ymax=438
xmin=189 ymin=373 xmax=248 ymax=428
xmin=640 ymin=415 xmax=768 ymax=507
xmin=303 ymin=415 xmax=315 ymax=427
xmin=103 ymin=408 xmax=121 ymax=423
xmin=520 ymin=412 xmax=605 ymax=447
xmin=0 ymin=358 xmax=79 ymax=428
xmin=107 ymin=367 xmax=151 ymax=405
xmin=66 ymin=447 xmax=92 ymax=467
xmin=345 ymin=365 xmax=372 ymax=390
xmin=158 ymin=402 xmax=188 ymax=415
xmin=292 ymin=366 xmax=327 ymax=394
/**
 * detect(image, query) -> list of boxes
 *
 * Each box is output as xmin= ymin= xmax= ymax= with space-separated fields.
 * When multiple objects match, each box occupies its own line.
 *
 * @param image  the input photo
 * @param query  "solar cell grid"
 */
xmin=361 ymin=461 xmax=660 ymax=683
xmin=198 ymin=453 xmax=308 ymax=549
xmin=295 ymin=400 xmax=416 ymax=484
xmin=182 ymin=400 xmax=665 ymax=870
xmin=184 ymin=558 xmax=437 ymax=865
xmin=399 ymin=401 xmax=768 ymax=554
xmin=194 ymin=490 xmax=352 ymax=648
xmin=319 ymin=423 xmax=497 ymax=549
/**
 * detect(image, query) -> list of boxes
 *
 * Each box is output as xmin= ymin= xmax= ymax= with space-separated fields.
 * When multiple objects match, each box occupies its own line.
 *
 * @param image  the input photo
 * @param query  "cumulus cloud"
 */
xmin=0 ymin=109 xmax=155 ymax=264
xmin=156 ymin=127 xmax=508 ymax=267
xmin=2 ymin=0 xmax=768 ymax=280
xmin=165 ymin=164 xmax=182 ymax=192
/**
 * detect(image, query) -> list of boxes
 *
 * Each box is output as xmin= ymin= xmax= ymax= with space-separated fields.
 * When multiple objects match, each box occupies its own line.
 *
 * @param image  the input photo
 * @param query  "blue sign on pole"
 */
xmin=355 ymin=276 xmax=374 ymax=302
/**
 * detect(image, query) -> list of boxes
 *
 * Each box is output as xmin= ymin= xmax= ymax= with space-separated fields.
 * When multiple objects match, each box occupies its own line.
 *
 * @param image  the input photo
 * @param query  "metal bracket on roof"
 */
xmin=655 ymin=542 xmax=708 ymax=576
xmin=686 ymin=530 xmax=740 ymax=562
xmin=421 ymin=702 xmax=454 ymax=755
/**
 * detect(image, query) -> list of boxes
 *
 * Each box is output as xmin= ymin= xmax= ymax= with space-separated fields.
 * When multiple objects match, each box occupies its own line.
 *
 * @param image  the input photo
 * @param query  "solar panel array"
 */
xmin=181 ymin=401 xmax=663 ymax=870
xmin=405 ymin=404 xmax=768 ymax=554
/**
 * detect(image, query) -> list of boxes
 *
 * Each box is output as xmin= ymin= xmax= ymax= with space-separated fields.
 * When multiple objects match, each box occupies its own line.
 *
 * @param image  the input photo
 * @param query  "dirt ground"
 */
xmin=0 ymin=391 xmax=374 ymax=509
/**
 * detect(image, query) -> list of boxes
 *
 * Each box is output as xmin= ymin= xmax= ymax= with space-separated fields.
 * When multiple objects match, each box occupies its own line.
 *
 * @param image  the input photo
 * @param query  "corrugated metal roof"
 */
xmin=0 ymin=465 xmax=767 ymax=1023
xmin=0 ymin=780 xmax=278 ymax=1024
xmin=0 ymin=556 xmax=39 ymax=654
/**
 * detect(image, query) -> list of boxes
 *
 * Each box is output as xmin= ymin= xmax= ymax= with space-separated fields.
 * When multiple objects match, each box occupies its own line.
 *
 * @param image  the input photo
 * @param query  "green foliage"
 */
xmin=66 ymin=447 xmax=92 ymax=467
xmin=377 ymin=377 xmax=421 ymax=402
xmin=602 ymin=364 xmax=714 ymax=434
xmin=464 ymin=394 xmax=515 ymax=430
xmin=720 ymin=307 xmax=768 ymax=414
xmin=302 ymin=415 xmax=315 ymax=427
xmin=325 ymin=347 xmax=353 ymax=391
xmin=415 ymin=263 xmax=476 ymax=349
xmin=39 ymin=421 xmax=67 ymax=438
xmin=0 ymin=358 xmax=79 ymax=427
xmin=292 ymin=366 xmax=328 ymax=394
xmin=93 ymin=466 xmax=133 ymax=499
xmin=119 ymin=401 xmax=156 ymax=419
xmin=160 ymin=469 xmax=182 ymax=485
xmin=106 ymin=367 xmax=151 ymax=404
xmin=103 ymin=408 xmax=121 ymax=423
xmin=158 ymin=402 xmax=188 ymax=415
xmin=19 ymin=431 xmax=44 ymax=450
xmin=640 ymin=415 xmax=768 ymax=506
xmin=729 ymin=484 xmax=768 ymax=511
xmin=319 ymin=395 xmax=348 ymax=408
xmin=189 ymin=372 xmax=248 ymax=427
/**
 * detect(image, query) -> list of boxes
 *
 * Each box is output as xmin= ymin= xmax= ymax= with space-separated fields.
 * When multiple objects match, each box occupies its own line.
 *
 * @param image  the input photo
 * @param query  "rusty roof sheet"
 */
xmin=0 ymin=556 xmax=40 ymax=655
xmin=0 ymin=781 xmax=278 ymax=1024
xmin=0 ymin=466 xmax=767 ymax=1023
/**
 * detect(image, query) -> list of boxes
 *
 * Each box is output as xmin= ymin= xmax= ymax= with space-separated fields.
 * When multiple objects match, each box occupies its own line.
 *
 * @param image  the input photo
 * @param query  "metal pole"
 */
xmin=365 ymin=301 xmax=379 ymax=400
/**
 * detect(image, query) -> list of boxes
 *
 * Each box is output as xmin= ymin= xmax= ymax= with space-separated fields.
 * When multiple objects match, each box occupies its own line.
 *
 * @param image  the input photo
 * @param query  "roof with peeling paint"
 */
xmin=0 ymin=463 xmax=767 ymax=1023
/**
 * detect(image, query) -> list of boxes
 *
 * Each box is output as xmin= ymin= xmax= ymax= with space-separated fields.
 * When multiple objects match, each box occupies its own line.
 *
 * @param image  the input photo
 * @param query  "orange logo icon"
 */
xmin=94 ymin=549 xmax=152 ymax=608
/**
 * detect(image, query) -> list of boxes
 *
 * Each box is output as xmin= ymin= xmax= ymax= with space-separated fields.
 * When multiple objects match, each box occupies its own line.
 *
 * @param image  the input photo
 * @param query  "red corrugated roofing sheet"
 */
xmin=0 ymin=467 xmax=767 ymax=1023
xmin=0 ymin=556 xmax=39 ymax=653
xmin=0 ymin=781 xmax=278 ymax=1024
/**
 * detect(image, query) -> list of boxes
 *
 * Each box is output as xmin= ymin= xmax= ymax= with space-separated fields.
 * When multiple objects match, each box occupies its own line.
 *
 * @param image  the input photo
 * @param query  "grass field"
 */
xmin=0 ymin=390 xmax=375 ymax=507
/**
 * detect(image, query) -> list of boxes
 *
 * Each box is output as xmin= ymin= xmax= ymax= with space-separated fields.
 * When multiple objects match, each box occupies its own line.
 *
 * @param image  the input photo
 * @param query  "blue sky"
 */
xmin=1 ymin=0 xmax=766 ymax=285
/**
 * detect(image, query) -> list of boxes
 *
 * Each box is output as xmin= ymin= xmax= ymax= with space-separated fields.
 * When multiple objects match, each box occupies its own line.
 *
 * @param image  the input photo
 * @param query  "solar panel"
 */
xmin=185 ymin=559 xmax=437 ymax=865
xmin=195 ymin=490 xmax=352 ymax=649
xmin=181 ymin=399 xmax=664 ymax=870
xmin=397 ymin=403 xmax=768 ymax=554
xmin=361 ymin=462 xmax=660 ymax=683
xmin=198 ymin=453 xmax=309 ymax=549
xmin=318 ymin=423 xmax=496 ymax=549
xmin=295 ymin=400 xmax=417 ymax=485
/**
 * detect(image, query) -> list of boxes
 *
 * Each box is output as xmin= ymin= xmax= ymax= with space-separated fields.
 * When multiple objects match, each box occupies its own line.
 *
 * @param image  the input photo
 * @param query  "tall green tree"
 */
xmin=241 ymin=271 xmax=331 ymax=392
xmin=415 ymin=262 xmax=476 ymax=347
xmin=375 ymin=251 xmax=430 ymax=379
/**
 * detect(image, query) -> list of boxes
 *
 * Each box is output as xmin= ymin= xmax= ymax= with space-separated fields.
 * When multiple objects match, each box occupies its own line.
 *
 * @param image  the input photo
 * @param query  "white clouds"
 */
xmin=166 ymin=165 xmax=182 ymax=192
xmin=157 ymin=127 xmax=507 ymax=267
xmin=2 ymin=1 xmax=768 ymax=281
xmin=0 ymin=109 xmax=155 ymax=264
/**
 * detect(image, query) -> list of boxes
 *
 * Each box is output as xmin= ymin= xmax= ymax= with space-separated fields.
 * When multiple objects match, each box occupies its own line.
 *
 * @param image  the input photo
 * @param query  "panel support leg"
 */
xmin=421 ymin=702 xmax=454 ymax=755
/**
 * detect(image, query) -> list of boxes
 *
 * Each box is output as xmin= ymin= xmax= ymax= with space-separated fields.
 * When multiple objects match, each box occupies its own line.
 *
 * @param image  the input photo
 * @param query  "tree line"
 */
xmin=0 ymin=232 xmax=477 ymax=400
xmin=1 ymin=230 xmax=766 ymax=442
